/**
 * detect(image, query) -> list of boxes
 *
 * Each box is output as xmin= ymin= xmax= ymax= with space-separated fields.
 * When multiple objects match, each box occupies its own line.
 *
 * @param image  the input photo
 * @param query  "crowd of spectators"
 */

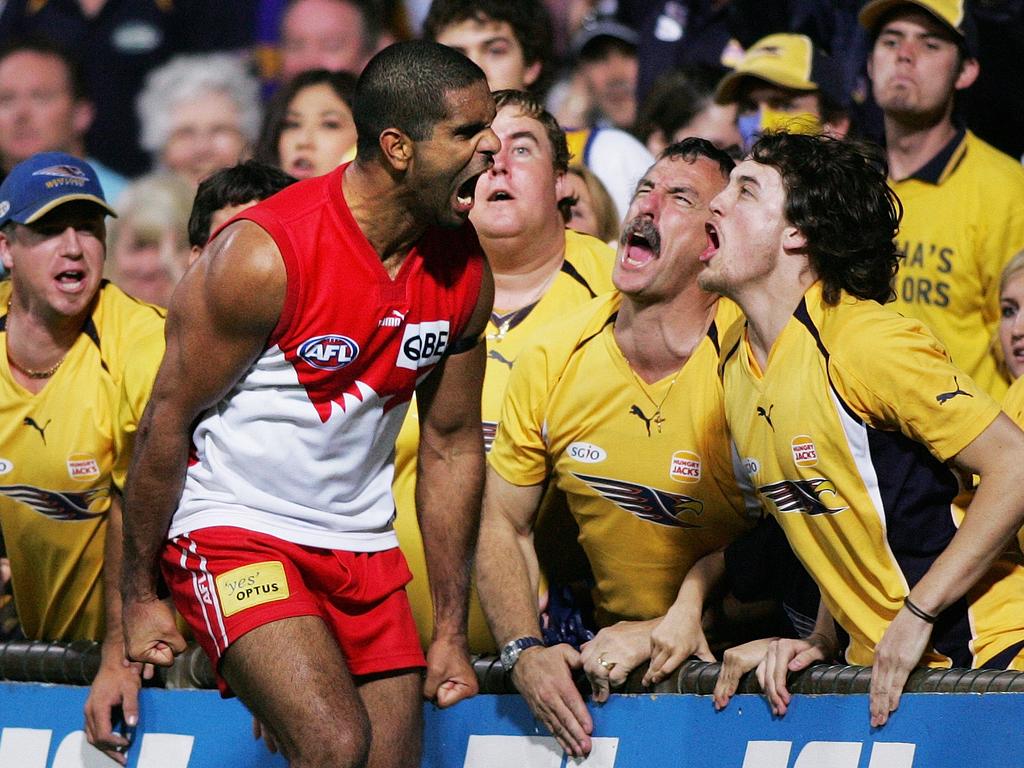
xmin=2 ymin=0 xmax=1024 ymax=760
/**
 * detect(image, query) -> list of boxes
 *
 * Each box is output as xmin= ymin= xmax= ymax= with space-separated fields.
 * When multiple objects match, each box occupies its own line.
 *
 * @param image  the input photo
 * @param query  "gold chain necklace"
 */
xmin=629 ymin=366 xmax=682 ymax=434
xmin=5 ymin=302 xmax=68 ymax=379
xmin=487 ymin=265 xmax=561 ymax=342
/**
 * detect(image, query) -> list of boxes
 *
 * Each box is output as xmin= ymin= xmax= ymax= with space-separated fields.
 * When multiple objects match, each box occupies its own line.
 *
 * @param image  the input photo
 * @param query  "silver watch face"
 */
xmin=500 ymin=642 xmax=519 ymax=671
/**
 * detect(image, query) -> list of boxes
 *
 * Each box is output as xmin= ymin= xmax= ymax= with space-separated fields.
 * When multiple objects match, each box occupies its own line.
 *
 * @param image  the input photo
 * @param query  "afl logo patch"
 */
xmin=791 ymin=435 xmax=818 ymax=467
xmin=0 ymin=457 xmax=12 ymax=474
xmin=298 ymin=334 xmax=360 ymax=370
xmin=670 ymin=450 xmax=701 ymax=483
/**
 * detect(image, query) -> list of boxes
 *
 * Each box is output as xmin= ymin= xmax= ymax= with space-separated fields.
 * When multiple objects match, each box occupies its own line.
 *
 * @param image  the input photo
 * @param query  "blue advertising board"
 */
xmin=1 ymin=681 xmax=1022 ymax=767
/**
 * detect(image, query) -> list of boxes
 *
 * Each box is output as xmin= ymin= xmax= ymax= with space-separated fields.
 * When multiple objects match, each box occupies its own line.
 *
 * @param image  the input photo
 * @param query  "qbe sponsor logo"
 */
xmin=396 ymin=320 xmax=450 ymax=370
xmin=66 ymin=453 xmax=100 ymax=481
xmin=670 ymin=450 xmax=701 ymax=483
xmin=0 ymin=458 xmax=12 ymax=475
xmin=568 ymin=441 xmax=607 ymax=464
xmin=741 ymin=739 xmax=915 ymax=767
xmin=298 ymin=334 xmax=360 ymax=370
xmin=790 ymin=435 xmax=817 ymax=467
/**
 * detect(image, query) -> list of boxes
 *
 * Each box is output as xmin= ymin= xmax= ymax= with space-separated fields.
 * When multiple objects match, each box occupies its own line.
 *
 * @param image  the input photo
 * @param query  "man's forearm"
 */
xmin=475 ymin=499 xmax=544 ymax=645
xmin=121 ymin=405 xmax=193 ymax=602
xmin=102 ymin=495 xmax=128 ymax=651
xmin=911 ymin=419 xmax=1024 ymax=616
xmin=416 ymin=433 xmax=484 ymax=639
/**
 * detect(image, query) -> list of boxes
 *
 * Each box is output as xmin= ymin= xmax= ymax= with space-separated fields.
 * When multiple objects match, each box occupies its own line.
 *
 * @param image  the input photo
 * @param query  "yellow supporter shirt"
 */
xmin=1003 ymin=376 xmax=1024 ymax=427
xmin=889 ymin=129 xmax=1024 ymax=399
xmin=1001 ymin=378 xmax=1024 ymax=552
xmin=0 ymin=281 xmax=165 ymax=641
xmin=393 ymin=229 xmax=615 ymax=651
xmin=491 ymin=294 xmax=756 ymax=626
xmin=721 ymin=281 xmax=1024 ymax=668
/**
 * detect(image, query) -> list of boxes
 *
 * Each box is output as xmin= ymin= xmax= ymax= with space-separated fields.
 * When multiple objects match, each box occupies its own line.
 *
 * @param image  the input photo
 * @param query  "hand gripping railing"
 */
xmin=5 ymin=643 xmax=1024 ymax=696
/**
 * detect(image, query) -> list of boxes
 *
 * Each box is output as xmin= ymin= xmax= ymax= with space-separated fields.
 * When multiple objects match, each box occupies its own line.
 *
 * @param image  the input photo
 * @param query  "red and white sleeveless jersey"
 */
xmin=170 ymin=165 xmax=484 ymax=550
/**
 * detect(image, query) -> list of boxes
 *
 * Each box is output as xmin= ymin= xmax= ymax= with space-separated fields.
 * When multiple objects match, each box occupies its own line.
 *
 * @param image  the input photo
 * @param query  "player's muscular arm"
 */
xmin=120 ymin=222 xmax=286 ymax=666
xmin=871 ymin=413 xmax=1024 ymax=727
xmin=477 ymin=468 xmax=593 ymax=758
xmin=415 ymin=261 xmax=493 ymax=707
xmin=85 ymin=493 xmax=147 ymax=764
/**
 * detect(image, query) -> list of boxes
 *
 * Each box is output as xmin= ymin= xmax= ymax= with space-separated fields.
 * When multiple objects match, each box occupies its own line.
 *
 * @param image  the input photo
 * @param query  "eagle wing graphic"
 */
xmin=572 ymin=473 xmax=703 ymax=528
xmin=0 ymin=485 xmax=108 ymax=521
xmin=759 ymin=478 xmax=847 ymax=515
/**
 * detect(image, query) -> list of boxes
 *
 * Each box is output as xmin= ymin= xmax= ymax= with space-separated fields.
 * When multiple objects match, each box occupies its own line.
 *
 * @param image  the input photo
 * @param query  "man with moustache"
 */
xmin=476 ymin=138 xmax=755 ymax=758
xmin=121 ymin=42 xmax=498 ymax=768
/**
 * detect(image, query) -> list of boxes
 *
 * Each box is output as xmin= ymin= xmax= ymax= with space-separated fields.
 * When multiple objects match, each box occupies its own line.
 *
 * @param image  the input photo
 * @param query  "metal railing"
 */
xmin=5 ymin=641 xmax=1024 ymax=695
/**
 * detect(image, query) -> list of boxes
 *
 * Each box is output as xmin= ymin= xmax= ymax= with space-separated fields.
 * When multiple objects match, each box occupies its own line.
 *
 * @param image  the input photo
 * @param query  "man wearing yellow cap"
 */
xmin=714 ymin=33 xmax=851 ymax=151
xmin=861 ymin=0 xmax=1024 ymax=399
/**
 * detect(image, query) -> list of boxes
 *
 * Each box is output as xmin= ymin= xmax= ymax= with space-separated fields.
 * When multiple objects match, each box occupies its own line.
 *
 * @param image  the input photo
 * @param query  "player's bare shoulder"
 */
xmin=189 ymin=220 xmax=287 ymax=335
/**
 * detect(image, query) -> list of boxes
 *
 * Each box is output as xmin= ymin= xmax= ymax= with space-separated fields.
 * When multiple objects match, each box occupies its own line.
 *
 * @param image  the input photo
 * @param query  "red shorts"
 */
xmin=162 ymin=526 xmax=426 ymax=696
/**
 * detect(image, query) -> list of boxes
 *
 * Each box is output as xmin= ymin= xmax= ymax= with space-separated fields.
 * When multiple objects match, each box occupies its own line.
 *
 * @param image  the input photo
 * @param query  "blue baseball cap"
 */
xmin=0 ymin=152 xmax=117 ymax=227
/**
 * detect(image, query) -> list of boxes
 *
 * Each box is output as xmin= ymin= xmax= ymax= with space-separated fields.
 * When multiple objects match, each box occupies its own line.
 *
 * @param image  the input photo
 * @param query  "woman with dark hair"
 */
xmin=256 ymin=69 xmax=358 ymax=179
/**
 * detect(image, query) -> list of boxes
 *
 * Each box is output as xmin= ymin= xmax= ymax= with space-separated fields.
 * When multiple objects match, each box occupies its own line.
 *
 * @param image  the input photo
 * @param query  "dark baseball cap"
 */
xmin=572 ymin=15 xmax=639 ymax=59
xmin=0 ymin=152 xmax=116 ymax=228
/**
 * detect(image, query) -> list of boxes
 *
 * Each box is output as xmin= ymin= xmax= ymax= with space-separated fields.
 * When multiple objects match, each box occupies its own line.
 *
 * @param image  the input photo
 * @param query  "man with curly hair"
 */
xmin=701 ymin=131 xmax=1024 ymax=728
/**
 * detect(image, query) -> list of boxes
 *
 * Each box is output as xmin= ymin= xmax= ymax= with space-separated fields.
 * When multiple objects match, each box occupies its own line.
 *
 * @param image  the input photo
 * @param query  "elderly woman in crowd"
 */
xmin=137 ymin=53 xmax=262 ymax=187
xmin=106 ymin=173 xmax=195 ymax=307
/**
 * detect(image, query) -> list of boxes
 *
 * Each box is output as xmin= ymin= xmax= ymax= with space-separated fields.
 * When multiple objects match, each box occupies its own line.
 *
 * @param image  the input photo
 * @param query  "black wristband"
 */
xmin=903 ymin=595 xmax=938 ymax=624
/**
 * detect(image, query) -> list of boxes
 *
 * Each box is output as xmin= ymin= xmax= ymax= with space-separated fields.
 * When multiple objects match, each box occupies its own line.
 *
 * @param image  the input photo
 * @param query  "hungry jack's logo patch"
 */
xmin=670 ymin=451 xmax=701 ymax=483
xmin=791 ymin=435 xmax=817 ymax=467
xmin=215 ymin=561 xmax=290 ymax=617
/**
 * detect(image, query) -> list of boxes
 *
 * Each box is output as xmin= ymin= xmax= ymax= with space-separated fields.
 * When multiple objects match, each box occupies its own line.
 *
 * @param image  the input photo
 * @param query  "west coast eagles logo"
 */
xmin=573 ymin=472 xmax=703 ymax=528
xmin=32 ymin=164 xmax=88 ymax=179
xmin=0 ymin=485 xmax=107 ymax=520
xmin=759 ymin=478 xmax=847 ymax=516
xmin=32 ymin=164 xmax=90 ymax=189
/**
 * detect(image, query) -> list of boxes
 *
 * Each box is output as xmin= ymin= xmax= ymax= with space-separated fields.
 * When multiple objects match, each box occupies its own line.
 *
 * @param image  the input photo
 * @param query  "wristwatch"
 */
xmin=499 ymin=636 xmax=544 ymax=673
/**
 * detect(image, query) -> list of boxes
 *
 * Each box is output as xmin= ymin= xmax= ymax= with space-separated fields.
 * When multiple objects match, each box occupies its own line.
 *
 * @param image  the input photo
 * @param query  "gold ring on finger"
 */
xmin=597 ymin=654 xmax=617 ymax=672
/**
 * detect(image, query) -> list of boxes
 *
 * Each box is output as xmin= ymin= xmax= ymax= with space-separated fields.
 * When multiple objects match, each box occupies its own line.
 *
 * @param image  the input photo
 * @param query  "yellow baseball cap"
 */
xmin=859 ymin=0 xmax=978 ymax=56
xmin=715 ymin=34 xmax=843 ymax=107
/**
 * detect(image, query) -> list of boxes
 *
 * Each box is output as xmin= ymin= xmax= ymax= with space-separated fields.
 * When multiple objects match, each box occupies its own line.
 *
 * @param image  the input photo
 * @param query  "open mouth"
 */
xmin=1011 ymin=344 xmax=1024 ymax=368
xmin=700 ymin=223 xmax=720 ymax=263
xmin=55 ymin=269 xmax=86 ymax=292
xmin=619 ymin=219 xmax=660 ymax=268
xmin=289 ymin=157 xmax=316 ymax=177
xmin=454 ymin=170 xmax=485 ymax=213
xmin=487 ymin=189 xmax=514 ymax=202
